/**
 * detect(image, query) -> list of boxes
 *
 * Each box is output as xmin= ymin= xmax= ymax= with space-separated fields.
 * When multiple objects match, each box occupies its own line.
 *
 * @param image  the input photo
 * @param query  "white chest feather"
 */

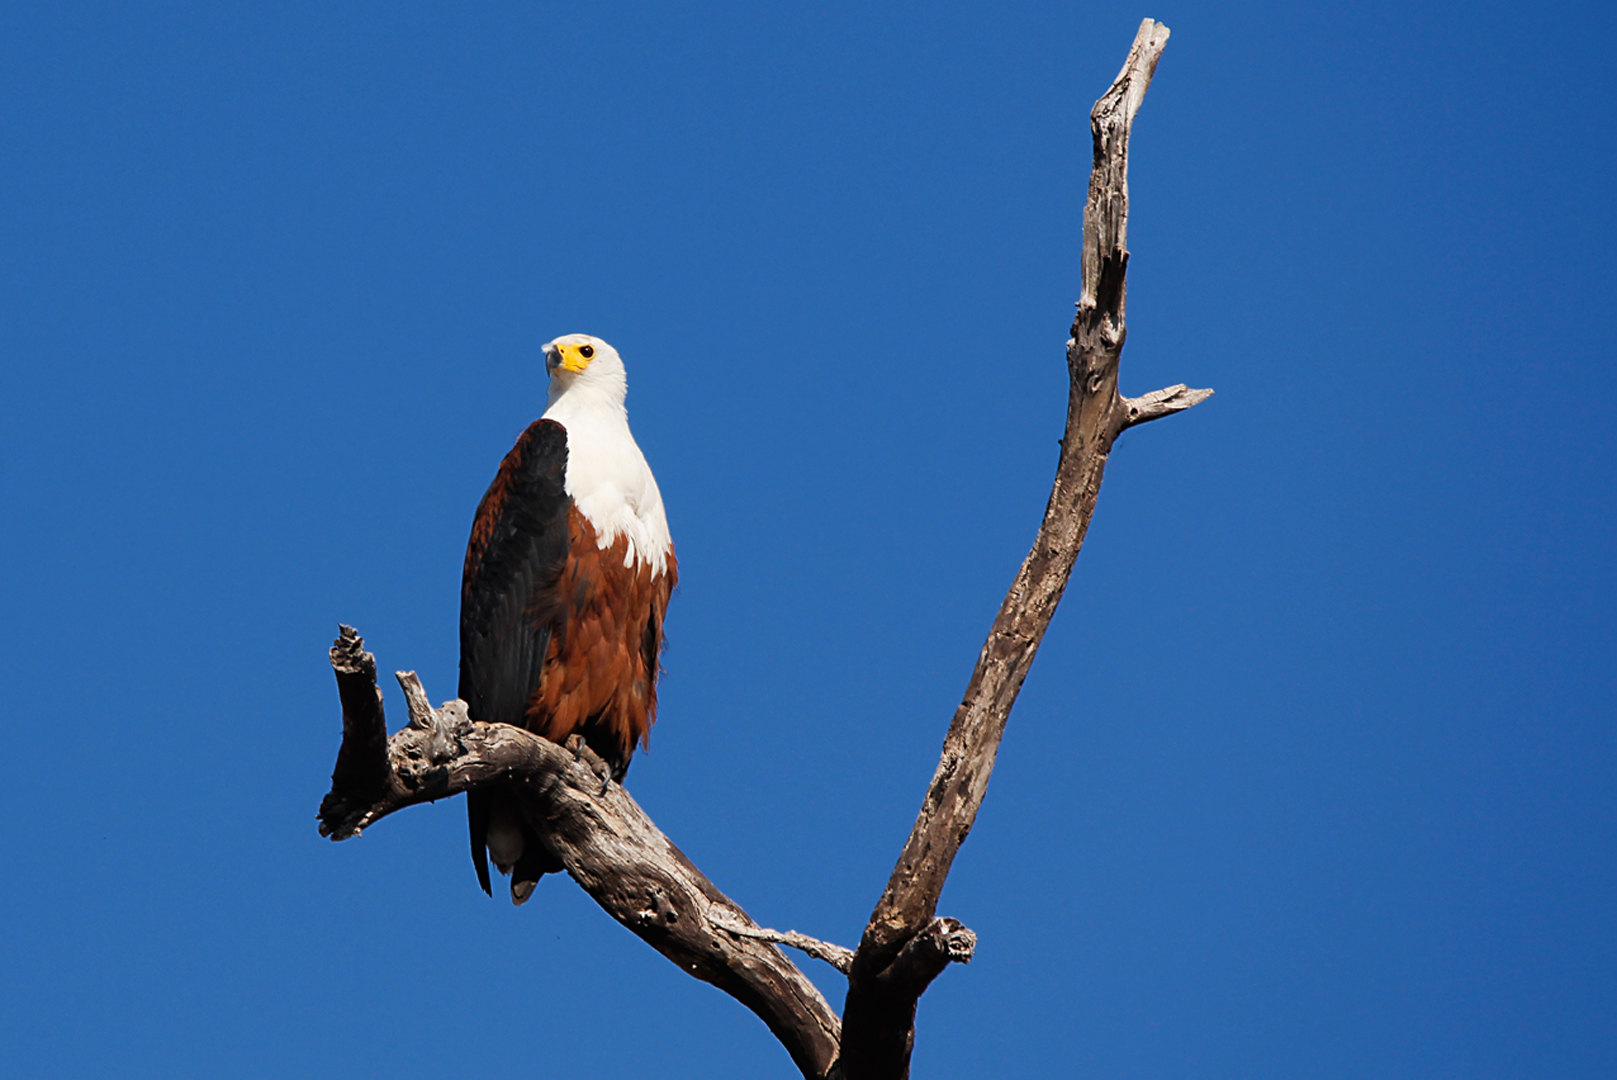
xmin=541 ymin=396 xmax=672 ymax=577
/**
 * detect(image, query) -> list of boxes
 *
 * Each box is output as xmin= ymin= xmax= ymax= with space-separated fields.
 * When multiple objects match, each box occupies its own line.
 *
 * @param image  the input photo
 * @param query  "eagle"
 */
xmin=459 ymin=334 xmax=676 ymax=904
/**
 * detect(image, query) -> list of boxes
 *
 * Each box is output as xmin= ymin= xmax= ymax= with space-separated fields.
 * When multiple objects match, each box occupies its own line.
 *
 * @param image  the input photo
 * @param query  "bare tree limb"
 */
xmin=838 ymin=18 xmax=1208 ymax=1080
xmin=317 ymin=20 xmax=1207 ymax=1080
xmin=709 ymin=913 xmax=858 ymax=975
xmin=317 ymin=627 xmax=843 ymax=1079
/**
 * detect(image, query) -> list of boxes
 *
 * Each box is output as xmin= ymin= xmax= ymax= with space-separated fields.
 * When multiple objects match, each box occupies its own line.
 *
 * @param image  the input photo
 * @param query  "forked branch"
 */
xmin=317 ymin=19 xmax=1206 ymax=1080
xmin=318 ymin=626 xmax=843 ymax=1079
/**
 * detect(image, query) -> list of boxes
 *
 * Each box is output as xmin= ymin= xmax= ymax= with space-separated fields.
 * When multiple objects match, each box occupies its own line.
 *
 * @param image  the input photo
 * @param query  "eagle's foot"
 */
xmin=564 ymin=734 xmax=613 ymax=795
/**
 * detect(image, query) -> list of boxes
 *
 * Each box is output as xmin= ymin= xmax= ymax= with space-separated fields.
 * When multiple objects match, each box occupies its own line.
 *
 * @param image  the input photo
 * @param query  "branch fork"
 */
xmin=317 ymin=19 xmax=1206 ymax=1080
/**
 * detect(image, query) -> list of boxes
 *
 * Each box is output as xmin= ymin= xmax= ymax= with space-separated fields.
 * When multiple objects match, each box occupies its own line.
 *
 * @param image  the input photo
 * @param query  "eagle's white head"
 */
xmin=538 ymin=332 xmax=671 ymax=575
xmin=542 ymin=333 xmax=627 ymax=412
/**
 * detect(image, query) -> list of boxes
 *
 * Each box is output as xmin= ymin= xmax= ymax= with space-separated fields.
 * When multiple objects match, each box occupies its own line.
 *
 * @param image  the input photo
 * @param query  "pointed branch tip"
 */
xmin=1122 ymin=384 xmax=1214 ymax=428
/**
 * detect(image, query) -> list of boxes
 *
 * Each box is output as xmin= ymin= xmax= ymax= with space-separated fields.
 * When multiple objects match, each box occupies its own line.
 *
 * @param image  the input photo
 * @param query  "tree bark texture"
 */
xmin=320 ymin=627 xmax=845 ymax=1078
xmin=317 ymin=19 xmax=1207 ymax=1080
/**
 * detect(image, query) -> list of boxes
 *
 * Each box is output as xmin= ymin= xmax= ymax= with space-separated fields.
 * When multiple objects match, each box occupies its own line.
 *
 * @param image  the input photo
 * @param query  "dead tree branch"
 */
xmin=709 ymin=913 xmax=860 ymax=975
xmin=838 ymin=18 xmax=1207 ymax=1079
xmin=318 ymin=627 xmax=843 ymax=1079
xmin=317 ymin=19 xmax=1205 ymax=1080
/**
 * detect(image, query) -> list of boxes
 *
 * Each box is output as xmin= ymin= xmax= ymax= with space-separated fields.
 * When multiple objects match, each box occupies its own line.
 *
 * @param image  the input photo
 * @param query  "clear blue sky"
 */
xmin=2 ymin=2 xmax=1612 ymax=1077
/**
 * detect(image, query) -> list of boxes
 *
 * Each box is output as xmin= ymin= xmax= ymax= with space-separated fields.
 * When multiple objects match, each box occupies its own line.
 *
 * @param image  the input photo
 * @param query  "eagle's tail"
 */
xmin=472 ymin=785 xmax=564 ymax=905
xmin=467 ymin=789 xmax=493 ymax=897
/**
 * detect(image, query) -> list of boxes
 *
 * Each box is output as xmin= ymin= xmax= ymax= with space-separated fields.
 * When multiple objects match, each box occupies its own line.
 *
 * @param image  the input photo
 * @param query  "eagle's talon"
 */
xmin=560 ymin=734 xmax=611 ymax=793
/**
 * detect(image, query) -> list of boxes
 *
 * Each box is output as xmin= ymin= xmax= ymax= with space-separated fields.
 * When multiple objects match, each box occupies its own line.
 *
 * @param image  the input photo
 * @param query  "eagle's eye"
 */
xmin=580 ymin=344 xmax=595 ymax=359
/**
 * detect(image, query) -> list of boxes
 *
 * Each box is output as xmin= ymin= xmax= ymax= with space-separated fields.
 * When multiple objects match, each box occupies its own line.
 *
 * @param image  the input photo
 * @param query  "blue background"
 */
xmin=2 ymin=2 xmax=1612 ymax=1077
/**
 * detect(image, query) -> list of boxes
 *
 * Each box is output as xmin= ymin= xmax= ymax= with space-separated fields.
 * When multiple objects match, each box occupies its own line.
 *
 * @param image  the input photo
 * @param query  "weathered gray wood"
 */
xmin=838 ymin=19 xmax=1208 ymax=1080
xmin=1124 ymin=383 xmax=1216 ymax=427
xmin=317 ymin=631 xmax=843 ymax=1079
xmin=709 ymin=913 xmax=859 ymax=975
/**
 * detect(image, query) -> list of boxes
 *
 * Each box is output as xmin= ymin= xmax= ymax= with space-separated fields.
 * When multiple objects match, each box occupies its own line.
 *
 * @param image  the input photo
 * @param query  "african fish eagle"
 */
xmin=459 ymin=334 xmax=676 ymax=904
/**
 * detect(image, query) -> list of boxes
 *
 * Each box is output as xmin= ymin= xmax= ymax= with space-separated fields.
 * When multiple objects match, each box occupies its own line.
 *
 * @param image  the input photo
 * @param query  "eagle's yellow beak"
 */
xmin=548 ymin=341 xmax=595 ymax=375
